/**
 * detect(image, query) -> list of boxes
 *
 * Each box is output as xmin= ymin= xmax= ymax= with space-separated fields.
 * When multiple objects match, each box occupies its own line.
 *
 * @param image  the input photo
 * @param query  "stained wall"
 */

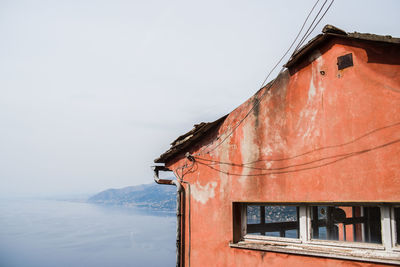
xmin=166 ymin=37 xmax=400 ymax=266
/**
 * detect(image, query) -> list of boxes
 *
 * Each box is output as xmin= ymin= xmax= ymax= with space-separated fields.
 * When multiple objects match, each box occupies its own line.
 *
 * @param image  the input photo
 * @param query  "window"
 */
xmin=247 ymin=205 xmax=299 ymax=238
xmin=310 ymin=206 xmax=381 ymax=244
xmin=231 ymin=203 xmax=400 ymax=265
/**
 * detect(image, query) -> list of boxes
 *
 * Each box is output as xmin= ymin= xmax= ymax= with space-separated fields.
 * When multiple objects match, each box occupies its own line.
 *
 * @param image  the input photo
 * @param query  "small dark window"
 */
xmin=311 ymin=206 xmax=381 ymax=244
xmin=247 ymin=205 xmax=299 ymax=238
xmin=337 ymin=53 xmax=353 ymax=70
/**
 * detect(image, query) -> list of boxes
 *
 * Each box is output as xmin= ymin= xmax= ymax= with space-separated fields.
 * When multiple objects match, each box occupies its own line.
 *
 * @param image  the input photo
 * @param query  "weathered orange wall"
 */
xmin=167 ymin=37 xmax=400 ymax=266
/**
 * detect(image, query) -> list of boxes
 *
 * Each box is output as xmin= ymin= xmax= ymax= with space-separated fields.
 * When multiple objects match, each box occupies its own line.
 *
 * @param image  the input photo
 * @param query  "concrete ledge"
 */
xmin=230 ymin=241 xmax=400 ymax=265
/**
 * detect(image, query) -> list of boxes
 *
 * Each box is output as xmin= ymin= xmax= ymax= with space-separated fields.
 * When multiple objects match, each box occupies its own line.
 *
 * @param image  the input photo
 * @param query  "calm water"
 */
xmin=0 ymin=199 xmax=176 ymax=267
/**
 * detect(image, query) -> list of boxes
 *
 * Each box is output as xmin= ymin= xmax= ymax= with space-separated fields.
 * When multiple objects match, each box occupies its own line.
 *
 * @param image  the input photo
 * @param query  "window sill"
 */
xmin=229 ymin=240 xmax=400 ymax=265
xmin=244 ymin=234 xmax=302 ymax=244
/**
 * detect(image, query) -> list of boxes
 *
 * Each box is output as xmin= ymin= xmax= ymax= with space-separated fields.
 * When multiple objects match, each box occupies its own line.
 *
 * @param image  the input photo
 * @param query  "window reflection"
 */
xmin=311 ymin=206 xmax=381 ymax=244
xmin=247 ymin=205 xmax=299 ymax=238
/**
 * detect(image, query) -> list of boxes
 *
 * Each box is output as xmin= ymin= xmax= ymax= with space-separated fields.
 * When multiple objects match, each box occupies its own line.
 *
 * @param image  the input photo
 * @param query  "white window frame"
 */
xmin=391 ymin=205 xmax=400 ymax=252
xmin=230 ymin=203 xmax=400 ymax=265
xmin=244 ymin=205 xmax=302 ymax=244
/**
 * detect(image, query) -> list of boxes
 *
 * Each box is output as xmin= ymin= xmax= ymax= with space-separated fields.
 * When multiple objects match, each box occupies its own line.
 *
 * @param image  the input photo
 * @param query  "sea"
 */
xmin=0 ymin=198 xmax=176 ymax=267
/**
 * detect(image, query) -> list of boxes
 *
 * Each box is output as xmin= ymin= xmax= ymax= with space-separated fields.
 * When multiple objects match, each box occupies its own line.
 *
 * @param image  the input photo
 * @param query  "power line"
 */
xmin=294 ymin=0 xmax=335 ymax=53
xmin=302 ymin=0 xmax=335 ymax=44
xmin=293 ymin=0 xmax=329 ymax=54
xmin=193 ymin=0 xmax=335 ymax=157
xmin=194 ymin=138 xmax=400 ymax=177
xmin=193 ymin=114 xmax=400 ymax=170
xmin=258 ymin=0 xmax=322 ymax=89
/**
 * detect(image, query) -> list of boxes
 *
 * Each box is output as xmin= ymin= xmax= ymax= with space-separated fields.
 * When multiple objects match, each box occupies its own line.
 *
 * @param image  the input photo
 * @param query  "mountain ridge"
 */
xmin=87 ymin=183 xmax=176 ymax=211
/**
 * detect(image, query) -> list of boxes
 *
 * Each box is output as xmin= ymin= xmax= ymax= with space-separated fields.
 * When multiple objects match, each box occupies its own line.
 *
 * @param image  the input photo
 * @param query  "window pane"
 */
xmin=311 ymin=206 xmax=381 ymax=244
xmin=247 ymin=205 xmax=299 ymax=238
xmin=247 ymin=205 xmax=261 ymax=224
xmin=395 ymin=207 xmax=400 ymax=245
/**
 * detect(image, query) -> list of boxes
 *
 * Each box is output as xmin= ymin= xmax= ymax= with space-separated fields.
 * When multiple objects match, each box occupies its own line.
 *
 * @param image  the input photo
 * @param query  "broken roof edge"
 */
xmin=154 ymin=114 xmax=228 ymax=164
xmin=285 ymin=24 xmax=400 ymax=68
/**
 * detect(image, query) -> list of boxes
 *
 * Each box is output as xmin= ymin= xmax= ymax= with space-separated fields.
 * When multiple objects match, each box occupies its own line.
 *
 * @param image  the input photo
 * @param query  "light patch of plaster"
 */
xmin=218 ymin=136 xmax=231 ymax=196
xmin=263 ymin=74 xmax=288 ymax=155
xmin=308 ymin=76 xmax=316 ymax=100
xmin=273 ymin=122 xmax=287 ymax=150
xmin=239 ymin=121 xmax=259 ymax=185
xmin=191 ymin=181 xmax=217 ymax=204
xmin=315 ymin=52 xmax=325 ymax=93
xmin=219 ymin=175 xmax=228 ymax=196
xmin=262 ymin=146 xmax=273 ymax=157
xmin=307 ymin=50 xmax=324 ymax=100
xmin=296 ymin=50 xmax=324 ymax=142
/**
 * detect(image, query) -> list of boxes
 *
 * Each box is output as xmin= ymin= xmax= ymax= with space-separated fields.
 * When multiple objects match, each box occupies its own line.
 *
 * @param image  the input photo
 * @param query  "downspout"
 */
xmin=152 ymin=165 xmax=182 ymax=267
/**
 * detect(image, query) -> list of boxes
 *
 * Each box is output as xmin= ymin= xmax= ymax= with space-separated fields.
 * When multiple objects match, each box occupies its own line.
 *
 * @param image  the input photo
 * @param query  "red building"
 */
xmin=154 ymin=25 xmax=400 ymax=266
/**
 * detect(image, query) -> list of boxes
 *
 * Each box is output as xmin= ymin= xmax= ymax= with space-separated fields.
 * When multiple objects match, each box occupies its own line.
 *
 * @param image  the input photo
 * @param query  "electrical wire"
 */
xmin=292 ymin=0 xmax=329 ymax=54
xmin=192 ymin=0 xmax=335 ymax=158
xmin=193 ymin=118 xmax=400 ymax=170
xmin=194 ymin=138 xmax=400 ymax=177
xmin=170 ymin=0 xmax=337 ymax=179
xmin=192 ymin=121 xmax=400 ymax=174
xmin=294 ymin=0 xmax=335 ymax=53
xmin=258 ymin=0 xmax=321 ymax=89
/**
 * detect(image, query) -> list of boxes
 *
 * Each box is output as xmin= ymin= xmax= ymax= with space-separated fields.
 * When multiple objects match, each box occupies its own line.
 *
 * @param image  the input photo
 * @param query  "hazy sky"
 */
xmin=1 ymin=0 xmax=399 ymax=196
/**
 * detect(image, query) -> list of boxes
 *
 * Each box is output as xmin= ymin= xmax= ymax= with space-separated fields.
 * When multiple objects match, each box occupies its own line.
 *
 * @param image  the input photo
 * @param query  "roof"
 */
xmin=154 ymin=115 xmax=228 ymax=163
xmin=285 ymin=24 xmax=400 ymax=68
xmin=155 ymin=25 xmax=400 ymax=164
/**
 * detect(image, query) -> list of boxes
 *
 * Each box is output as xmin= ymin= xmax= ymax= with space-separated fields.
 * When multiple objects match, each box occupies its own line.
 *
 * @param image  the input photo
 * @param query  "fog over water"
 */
xmin=1 ymin=0 xmax=399 ymax=196
xmin=0 ymin=199 xmax=176 ymax=267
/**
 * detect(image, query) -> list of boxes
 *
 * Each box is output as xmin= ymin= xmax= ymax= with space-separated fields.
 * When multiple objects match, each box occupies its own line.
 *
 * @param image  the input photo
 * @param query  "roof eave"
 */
xmin=285 ymin=29 xmax=400 ymax=68
xmin=154 ymin=115 xmax=228 ymax=164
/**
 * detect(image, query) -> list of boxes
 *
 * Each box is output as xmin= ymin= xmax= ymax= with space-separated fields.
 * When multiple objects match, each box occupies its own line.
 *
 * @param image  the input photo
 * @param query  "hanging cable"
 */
xmin=194 ymin=138 xmax=400 ymax=177
xmin=258 ymin=0 xmax=321 ymax=89
xmin=294 ymin=0 xmax=335 ymax=53
xmin=193 ymin=0 xmax=335 ymax=158
xmin=293 ymin=0 xmax=329 ymax=54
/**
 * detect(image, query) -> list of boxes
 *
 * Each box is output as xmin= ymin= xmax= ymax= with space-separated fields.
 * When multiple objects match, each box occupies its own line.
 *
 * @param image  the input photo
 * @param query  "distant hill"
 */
xmin=87 ymin=183 xmax=176 ymax=211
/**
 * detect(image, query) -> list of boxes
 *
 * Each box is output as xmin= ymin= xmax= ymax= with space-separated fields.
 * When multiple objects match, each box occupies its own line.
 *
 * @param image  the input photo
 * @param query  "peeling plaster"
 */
xmin=191 ymin=181 xmax=217 ymax=204
xmin=267 ymin=74 xmax=289 ymax=155
xmin=262 ymin=146 xmax=273 ymax=157
xmin=296 ymin=50 xmax=324 ymax=142
xmin=219 ymin=174 xmax=229 ymax=196
xmin=240 ymin=121 xmax=259 ymax=184
xmin=308 ymin=76 xmax=317 ymax=100
xmin=315 ymin=52 xmax=325 ymax=93
xmin=218 ymin=137 xmax=231 ymax=196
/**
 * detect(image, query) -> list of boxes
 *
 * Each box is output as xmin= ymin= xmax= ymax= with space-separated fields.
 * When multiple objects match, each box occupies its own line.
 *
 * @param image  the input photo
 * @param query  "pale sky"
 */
xmin=1 ymin=0 xmax=399 ymax=196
